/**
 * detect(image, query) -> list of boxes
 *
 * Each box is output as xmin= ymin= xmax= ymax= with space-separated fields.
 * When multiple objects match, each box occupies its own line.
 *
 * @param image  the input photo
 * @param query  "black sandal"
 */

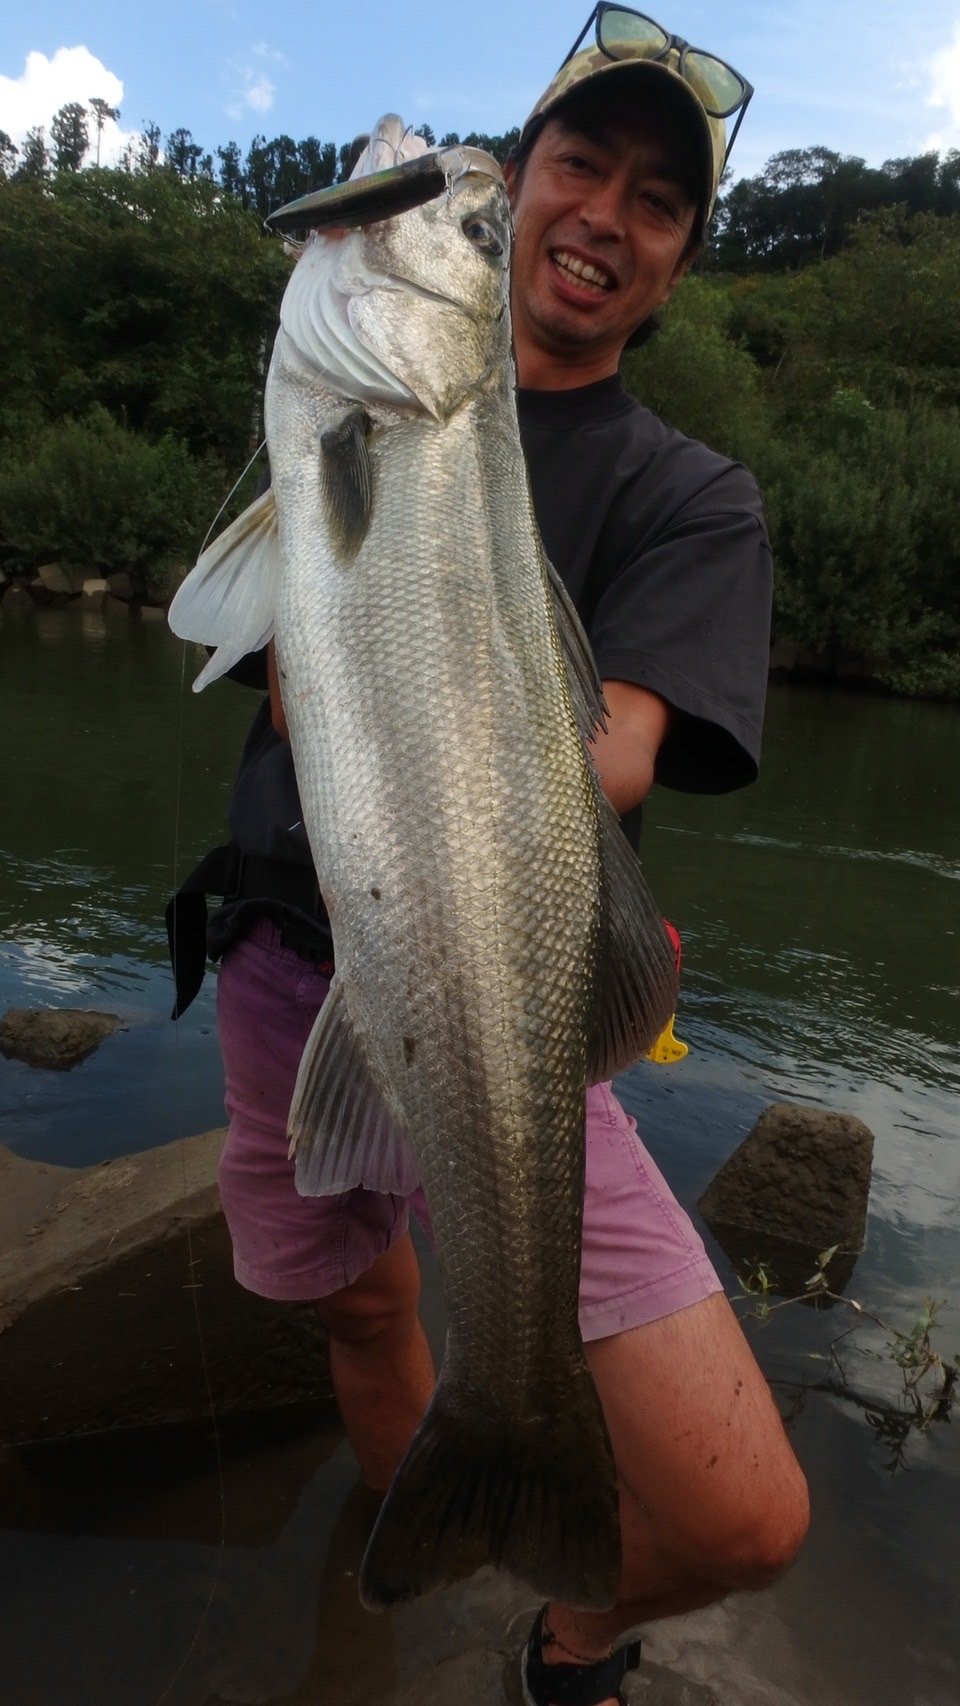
xmin=520 ymin=1606 xmax=642 ymax=1706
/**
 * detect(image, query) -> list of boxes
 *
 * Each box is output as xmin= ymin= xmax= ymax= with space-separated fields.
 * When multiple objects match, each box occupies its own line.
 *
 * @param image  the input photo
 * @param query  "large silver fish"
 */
xmin=169 ymin=118 xmax=678 ymax=1613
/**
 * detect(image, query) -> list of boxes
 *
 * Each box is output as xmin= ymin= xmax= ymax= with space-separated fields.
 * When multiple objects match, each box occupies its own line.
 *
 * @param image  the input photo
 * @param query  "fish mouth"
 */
xmin=550 ymin=249 xmax=617 ymax=294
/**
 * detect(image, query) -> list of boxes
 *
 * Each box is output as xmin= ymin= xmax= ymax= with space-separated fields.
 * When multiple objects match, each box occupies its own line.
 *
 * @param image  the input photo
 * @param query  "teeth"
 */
xmin=553 ymin=250 xmax=611 ymax=291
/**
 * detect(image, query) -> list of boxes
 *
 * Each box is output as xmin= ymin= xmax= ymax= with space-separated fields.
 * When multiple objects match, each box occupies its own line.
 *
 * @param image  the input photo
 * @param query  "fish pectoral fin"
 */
xmin=167 ymin=488 xmax=280 ymax=691
xmin=289 ymin=977 xmax=419 ymax=1197
xmin=589 ymin=797 xmax=680 ymax=1082
xmin=321 ymin=407 xmax=373 ymax=558
xmin=544 ymin=552 xmax=607 ymax=741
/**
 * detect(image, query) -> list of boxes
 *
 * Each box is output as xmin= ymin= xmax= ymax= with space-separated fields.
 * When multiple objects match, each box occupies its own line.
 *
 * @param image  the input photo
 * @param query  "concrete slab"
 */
xmin=0 ymin=1134 xmax=333 ymax=1446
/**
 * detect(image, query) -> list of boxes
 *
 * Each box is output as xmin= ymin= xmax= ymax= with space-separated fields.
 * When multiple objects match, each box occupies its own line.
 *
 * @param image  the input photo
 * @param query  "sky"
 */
xmin=1 ymin=1 xmax=959 ymax=186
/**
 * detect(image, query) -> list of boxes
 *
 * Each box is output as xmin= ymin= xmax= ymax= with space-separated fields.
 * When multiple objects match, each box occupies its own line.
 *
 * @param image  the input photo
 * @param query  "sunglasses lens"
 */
xmin=684 ymin=50 xmax=746 ymax=116
xmin=598 ymin=7 xmax=669 ymax=57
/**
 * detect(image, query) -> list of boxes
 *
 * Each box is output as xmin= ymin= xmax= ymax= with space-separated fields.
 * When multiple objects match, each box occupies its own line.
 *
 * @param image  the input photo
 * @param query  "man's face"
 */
xmin=505 ymin=99 xmax=699 ymax=388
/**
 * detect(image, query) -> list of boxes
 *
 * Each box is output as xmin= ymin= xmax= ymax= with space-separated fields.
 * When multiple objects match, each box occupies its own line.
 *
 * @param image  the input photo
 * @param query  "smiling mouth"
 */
xmin=551 ymin=249 xmax=614 ymax=293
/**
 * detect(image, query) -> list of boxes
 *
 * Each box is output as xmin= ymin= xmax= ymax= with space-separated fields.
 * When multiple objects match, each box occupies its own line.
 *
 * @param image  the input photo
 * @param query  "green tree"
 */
xmin=89 ymin=96 xmax=120 ymax=167
xmin=137 ymin=121 xmax=162 ymax=173
xmin=0 ymin=130 xmax=17 ymax=181
xmin=16 ymin=126 xmax=48 ymax=182
xmin=166 ymin=127 xmax=203 ymax=179
xmin=217 ymin=140 xmax=245 ymax=198
xmin=51 ymin=102 xmax=89 ymax=172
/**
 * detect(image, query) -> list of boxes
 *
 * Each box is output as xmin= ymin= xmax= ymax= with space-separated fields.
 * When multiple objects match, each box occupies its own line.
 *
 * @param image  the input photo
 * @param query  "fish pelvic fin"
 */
xmin=167 ymin=488 xmax=279 ymax=691
xmin=359 ymin=1360 xmax=621 ymax=1612
xmin=289 ymin=978 xmax=420 ymax=1197
xmin=590 ymin=798 xmax=680 ymax=1082
xmin=320 ymin=406 xmax=373 ymax=558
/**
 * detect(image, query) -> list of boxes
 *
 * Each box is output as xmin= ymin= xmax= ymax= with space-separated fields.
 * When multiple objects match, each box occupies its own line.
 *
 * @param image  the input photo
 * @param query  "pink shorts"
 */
xmin=216 ymin=919 xmax=721 ymax=1341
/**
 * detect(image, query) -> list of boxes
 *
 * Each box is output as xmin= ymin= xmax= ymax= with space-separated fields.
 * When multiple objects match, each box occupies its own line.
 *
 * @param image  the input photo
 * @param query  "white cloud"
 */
xmin=0 ymin=45 xmax=137 ymax=167
xmin=245 ymin=75 xmax=277 ymax=114
xmin=224 ymin=45 xmax=284 ymax=124
xmin=925 ymin=21 xmax=960 ymax=151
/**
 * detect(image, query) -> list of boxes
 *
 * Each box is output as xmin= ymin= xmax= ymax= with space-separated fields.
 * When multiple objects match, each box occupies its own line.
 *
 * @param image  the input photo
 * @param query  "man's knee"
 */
xmin=315 ymin=1234 xmax=421 ymax=1347
xmin=709 ymin=1456 xmax=810 ymax=1592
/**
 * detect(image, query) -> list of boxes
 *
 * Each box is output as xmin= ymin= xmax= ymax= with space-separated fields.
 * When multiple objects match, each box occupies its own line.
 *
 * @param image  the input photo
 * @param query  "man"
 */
xmin=174 ymin=10 xmax=809 ymax=1705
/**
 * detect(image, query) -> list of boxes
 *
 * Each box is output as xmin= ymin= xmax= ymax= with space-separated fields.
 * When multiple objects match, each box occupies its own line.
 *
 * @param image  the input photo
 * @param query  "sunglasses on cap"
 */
xmin=563 ymin=4 xmax=754 ymax=170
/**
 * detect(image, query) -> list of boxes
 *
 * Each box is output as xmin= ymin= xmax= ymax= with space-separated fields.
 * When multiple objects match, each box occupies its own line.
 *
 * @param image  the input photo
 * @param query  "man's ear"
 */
xmin=662 ymin=245 xmax=697 ymax=303
xmin=503 ymin=156 xmax=519 ymax=207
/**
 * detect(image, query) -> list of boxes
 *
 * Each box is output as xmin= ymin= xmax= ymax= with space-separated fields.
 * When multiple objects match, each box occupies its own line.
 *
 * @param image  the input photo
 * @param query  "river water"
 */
xmin=1 ymin=597 xmax=958 ymax=1705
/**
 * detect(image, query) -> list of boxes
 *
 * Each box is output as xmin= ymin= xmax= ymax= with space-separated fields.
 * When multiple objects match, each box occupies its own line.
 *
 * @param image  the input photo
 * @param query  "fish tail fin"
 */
xmin=359 ymin=1360 xmax=620 ymax=1612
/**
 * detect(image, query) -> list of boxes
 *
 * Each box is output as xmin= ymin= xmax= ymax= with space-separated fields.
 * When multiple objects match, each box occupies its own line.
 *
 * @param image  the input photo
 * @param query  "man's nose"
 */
xmin=578 ymin=177 xmax=626 ymax=241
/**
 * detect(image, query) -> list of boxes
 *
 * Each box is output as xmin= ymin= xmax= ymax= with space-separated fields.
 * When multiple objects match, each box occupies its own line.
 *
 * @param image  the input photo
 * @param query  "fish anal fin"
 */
xmin=321 ymin=407 xmax=373 ymax=558
xmin=289 ymin=977 xmax=419 ymax=1197
xmin=590 ymin=798 xmax=680 ymax=1083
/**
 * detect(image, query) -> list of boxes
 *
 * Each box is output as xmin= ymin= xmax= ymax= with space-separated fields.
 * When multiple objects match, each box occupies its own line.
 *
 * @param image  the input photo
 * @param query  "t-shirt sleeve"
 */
xmin=588 ymin=461 xmax=773 ymax=794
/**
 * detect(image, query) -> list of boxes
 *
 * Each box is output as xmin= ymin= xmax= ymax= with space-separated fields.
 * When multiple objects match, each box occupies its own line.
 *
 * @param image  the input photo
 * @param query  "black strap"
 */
xmin=165 ymin=844 xmax=238 ymax=1020
xmin=522 ymin=1607 xmax=642 ymax=1706
xmin=165 ymin=843 xmax=327 ymax=1019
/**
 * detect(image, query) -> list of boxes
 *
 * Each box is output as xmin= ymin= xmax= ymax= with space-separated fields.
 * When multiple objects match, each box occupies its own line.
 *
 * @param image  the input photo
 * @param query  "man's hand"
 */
xmin=267 ymin=640 xmax=289 ymax=740
xmin=590 ymin=679 xmax=676 ymax=815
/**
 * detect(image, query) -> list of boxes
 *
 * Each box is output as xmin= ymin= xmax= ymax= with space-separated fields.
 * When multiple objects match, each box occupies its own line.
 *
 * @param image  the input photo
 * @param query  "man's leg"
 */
xmin=216 ymin=920 xmax=434 ymax=1488
xmin=314 ymin=1231 xmax=435 ymax=1492
xmin=544 ymin=1291 xmax=809 ymax=1669
xmin=527 ymin=1085 xmax=809 ymax=1700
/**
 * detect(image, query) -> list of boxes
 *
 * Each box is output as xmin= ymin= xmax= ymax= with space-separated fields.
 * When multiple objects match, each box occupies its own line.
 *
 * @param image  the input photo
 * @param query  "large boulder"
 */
xmin=0 ymin=1006 xmax=124 ymax=1070
xmin=698 ymin=1102 xmax=875 ymax=1296
xmin=0 ymin=1133 xmax=333 ymax=1446
xmin=106 ymin=570 xmax=135 ymax=601
xmin=35 ymin=561 xmax=74 ymax=596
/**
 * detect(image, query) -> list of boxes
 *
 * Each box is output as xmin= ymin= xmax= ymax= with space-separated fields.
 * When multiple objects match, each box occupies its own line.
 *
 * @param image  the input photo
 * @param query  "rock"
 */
xmin=0 ymin=1133 xmax=333 ymax=1445
xmin=81 ymin=577 xmax=110 ymax=598
xmin=106 ymin=570 xmax=134 ymax=601
xmin=385 ymin=1647 xmax=507 ymax=1706
xmin=35 ymin=561 xmax=75 ymax=596
xmin=1 ymin=583 xmax=32 ymax=604
xmin=698 ymin=1102 xmax=874 ymax=1296
xmin=136 ymin=601 xmax=166 ymax=620
xmin=0 ymin=1007 xmax=125 ymax=1070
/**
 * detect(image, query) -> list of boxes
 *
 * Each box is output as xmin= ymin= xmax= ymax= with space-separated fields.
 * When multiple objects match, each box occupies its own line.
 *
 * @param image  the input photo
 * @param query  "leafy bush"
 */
xmin=0 ymin=407 xmax=223 ymax=590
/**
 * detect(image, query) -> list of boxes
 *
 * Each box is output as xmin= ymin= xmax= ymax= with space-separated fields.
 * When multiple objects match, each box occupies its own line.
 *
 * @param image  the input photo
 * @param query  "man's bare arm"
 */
xmin=590 ymin=679 xmax=676 ymax=815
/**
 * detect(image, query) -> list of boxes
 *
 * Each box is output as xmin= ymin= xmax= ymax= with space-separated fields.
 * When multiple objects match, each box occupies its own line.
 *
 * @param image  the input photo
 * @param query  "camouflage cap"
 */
xmin=521 ymin=44 xmax=727 ymax=225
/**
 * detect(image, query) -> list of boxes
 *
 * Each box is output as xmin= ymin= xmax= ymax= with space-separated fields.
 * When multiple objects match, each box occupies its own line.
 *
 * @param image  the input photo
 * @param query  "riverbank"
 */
xmin=3 ymin=573 xmax=959 ymax=700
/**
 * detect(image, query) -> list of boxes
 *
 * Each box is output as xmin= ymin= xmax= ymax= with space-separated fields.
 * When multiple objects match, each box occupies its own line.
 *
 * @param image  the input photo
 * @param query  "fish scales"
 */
xmin=274 ymin=400 xmax=600 ymax=1380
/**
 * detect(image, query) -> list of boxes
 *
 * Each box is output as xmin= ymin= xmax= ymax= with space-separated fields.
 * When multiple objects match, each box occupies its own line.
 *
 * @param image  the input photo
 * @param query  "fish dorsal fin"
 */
xmin=167 ymin=488 xmax=279 ymax=691
xmin=321 ymin=407 xmax=373 ymax=557
xmin=544 ymin=554 xmax=607 ymax=742
xmin=589 ymin=800 xmax=680 ymax=1083
xmin=289 ymin=978 xmax=420 ymax=1197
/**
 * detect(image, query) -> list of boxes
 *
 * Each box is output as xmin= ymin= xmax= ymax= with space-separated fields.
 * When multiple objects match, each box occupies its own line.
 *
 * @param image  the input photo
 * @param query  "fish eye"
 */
xmin=461 ymin=216 xmax=503 ymax=257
